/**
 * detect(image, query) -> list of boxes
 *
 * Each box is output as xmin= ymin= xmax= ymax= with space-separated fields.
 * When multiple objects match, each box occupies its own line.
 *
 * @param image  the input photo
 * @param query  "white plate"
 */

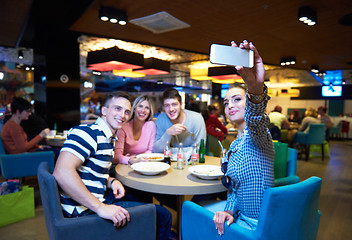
xmin=131 ymin=162 xmax=170 ymax=175
xmin=188 ymin=165 xmax=223 ymax=180
xmin=136 ymin=153 xmax=164 ymax=161
xmin=45 ymin=135 xmax=66 ymax=140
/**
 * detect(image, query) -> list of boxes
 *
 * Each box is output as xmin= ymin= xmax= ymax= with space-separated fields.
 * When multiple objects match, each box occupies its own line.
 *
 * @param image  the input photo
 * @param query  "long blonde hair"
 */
xmin=304 ymin=108 xmax=318 ymax=118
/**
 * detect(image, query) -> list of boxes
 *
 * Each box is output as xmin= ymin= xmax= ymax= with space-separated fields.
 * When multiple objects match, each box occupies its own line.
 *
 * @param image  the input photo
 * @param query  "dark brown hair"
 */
xmin=162 ymin=88 xmax=182 ymax=103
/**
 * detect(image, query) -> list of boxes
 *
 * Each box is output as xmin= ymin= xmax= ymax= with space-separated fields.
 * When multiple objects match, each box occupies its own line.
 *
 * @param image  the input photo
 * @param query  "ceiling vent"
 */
xmin=129 ymin=11 xmax=190 ymax=34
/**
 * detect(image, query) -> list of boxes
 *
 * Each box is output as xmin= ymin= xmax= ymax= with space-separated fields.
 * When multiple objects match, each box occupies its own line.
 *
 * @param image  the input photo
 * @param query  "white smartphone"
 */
xmin=210 ymin=44 xmax=254 ymax=68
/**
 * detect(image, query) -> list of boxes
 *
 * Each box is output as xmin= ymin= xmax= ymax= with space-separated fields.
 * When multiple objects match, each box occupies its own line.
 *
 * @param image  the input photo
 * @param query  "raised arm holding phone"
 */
xmin=212 ymin=40 xmax=275 ymax=235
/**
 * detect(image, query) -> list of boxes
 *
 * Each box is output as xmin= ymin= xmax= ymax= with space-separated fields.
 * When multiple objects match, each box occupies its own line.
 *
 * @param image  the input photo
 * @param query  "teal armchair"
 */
xmin=294 ymin=123 xmax=326 ymax=161
xmin=182 ymin=176 xmax=322 ymax=240
xmin=0 ymin=137 xmax=54 ymax=179
xmin=273 ymin=142 xmax=300 ymax=186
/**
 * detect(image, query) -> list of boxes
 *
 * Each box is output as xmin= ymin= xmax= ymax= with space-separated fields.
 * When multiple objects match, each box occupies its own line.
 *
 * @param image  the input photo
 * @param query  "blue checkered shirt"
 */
xmin=224 ymin=95 xmax=275 ymax=219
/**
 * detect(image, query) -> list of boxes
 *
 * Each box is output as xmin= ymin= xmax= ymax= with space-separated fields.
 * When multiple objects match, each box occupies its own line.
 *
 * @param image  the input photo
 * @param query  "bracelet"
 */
xmin=247 ymin=84 xmax=268 ymax=102
xmin=110 ymin=178 xmax=117 ymax=186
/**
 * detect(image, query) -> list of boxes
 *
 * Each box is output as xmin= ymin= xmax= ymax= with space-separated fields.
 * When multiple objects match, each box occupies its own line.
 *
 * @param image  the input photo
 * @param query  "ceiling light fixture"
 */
xmin=298 ymin=6 xmax=317 ymax=26
xmin=18 ymin=50 xmax=24 ymax=59
xmin=190 ymin=68 xmax=213 ymax=81
xmin=99 ymin=7 xmax=128 ymax=26
xmin=208 ymin=66 xmax=242 ymax=80
xmin=280 ymin=57 xmax=296 ymax=66
xmin=133 ymin=57 xmax=170 ymax=75
xmin=113 ymin=69 xmax=145 ymax=78
xmin=87 ymin=46 xmax=144 ymax=71
xmin=311 ymin=65 xmax=319 ymax=73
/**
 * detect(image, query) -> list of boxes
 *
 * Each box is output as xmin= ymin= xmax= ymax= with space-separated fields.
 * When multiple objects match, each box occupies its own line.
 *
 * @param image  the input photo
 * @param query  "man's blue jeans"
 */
xmin=68 ymin=190 xmax=172 ymax=240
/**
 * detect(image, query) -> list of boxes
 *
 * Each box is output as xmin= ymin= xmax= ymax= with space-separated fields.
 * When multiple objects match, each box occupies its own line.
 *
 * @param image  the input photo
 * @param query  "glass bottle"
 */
xmin=199 ymin=139 xmax=205 ymax=163
xmin=175 ymin=142 xmax=185 ymax=169
xmin=190 ymin=143 xmax=199 ymax=165
xmin=163 ymin=141 xmax=171 ymax=165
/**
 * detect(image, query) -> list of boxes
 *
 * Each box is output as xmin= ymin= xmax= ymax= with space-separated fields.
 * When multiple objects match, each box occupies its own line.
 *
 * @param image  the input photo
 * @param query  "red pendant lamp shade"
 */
xmin=87 ymin=46 xmax=144 ymax=71
xmin=134 ymin=57 xmax=170 ymax=75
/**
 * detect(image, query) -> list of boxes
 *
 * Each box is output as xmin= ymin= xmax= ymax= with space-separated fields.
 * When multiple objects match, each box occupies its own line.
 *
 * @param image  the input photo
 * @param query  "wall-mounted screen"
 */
xmin=322 ymin=85 xmax=342 ymax=97
xmin=221 ymin=89 xmax=228 ymax=98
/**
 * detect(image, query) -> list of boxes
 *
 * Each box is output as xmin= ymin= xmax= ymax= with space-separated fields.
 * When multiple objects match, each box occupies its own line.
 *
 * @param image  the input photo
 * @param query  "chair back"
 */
xmin=37 ymin=162 xmax=65 ymax=240
xmin=37 ymin=162 xmax=157 ymax=240
xmin=0 ymin=151 xmax=54 ymax=179
xmin=206 ymin=134 xmax=221 ymax=157
xmin=306 ymin=124 xmax=325 ymax=145
xmin=0 ymin=137 xmax=6 ymax=154
xmin=256 ymin=177 xmax=321 ymax=240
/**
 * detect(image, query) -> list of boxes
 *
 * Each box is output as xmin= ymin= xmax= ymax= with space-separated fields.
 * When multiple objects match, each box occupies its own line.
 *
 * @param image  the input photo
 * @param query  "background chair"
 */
xmin=329 ymin=121 xmax=342 ymax=139
xmin=341 ymin=120 xmax=350 ymax=139
xmin=182 ymin=176 xmax=322 ymax=240
xmin=273 ymin=141 xmax=300 ymax=186
xmin=0 ymin=138 xmax=55 ymax=179
xmin=37 ymin=162 xmax=157 ymax=240
xmin=206 ymin=134 xmax=230 ymax=157
xmin=294 ymin=123 xmax=326 ymax=161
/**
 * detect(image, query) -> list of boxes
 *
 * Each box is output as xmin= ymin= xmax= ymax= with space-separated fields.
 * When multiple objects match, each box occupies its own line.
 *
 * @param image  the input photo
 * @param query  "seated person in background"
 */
xmin=1 ymin=97 xmax=50 ymax=154
xmin=268 ymin=105 xmax=290 ymax=141
xmin=202 ymin=105 xmax=228 ymax=141
xmin=298 ymin=108 xmax=320 ymax=132
xmin=288 ymin=109 xmax=301 ymax=123
xmin=114 ymin=95 xmax=156 ymax=165
xmin=288 ymin=108 xmax=320 ymax=147
xmin=53 ymin=92 xmax=171 ymax=240
xmin=268 ymin=105 xmax=290 ymax=129
xmin=318 ymin=106 xmax=333 ymax=140
xmin=187 ymin=97 xmax=201 ymax=113
xmin=153 ymin=88 xmax=206 ymax=155
xmin=213 ymin=40 xmax=274 ymax=234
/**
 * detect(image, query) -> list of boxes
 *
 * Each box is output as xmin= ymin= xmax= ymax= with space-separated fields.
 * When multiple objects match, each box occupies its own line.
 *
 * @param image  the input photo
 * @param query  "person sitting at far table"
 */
xmin=318 ymin=106 xmax=333 ymax=140
xmin=1 ymin=97 xmax=50 ymax=154
xmin=202 ymin=104 xmax=228 ymax=141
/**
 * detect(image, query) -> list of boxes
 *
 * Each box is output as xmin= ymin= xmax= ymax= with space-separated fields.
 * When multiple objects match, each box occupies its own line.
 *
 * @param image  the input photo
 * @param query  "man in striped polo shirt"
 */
xmin=53 ymin=92 xmax=172 ymax=240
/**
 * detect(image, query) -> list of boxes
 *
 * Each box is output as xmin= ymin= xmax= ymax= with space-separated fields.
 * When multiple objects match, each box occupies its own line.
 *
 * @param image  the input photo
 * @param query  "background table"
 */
xmin=115 ymin=156 xmax=227 ymax=239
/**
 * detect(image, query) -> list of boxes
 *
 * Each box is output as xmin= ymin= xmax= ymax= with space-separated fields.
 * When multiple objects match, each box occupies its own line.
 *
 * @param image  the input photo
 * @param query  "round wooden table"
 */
xmin=115 ymin=155 xmax=227 ymax=239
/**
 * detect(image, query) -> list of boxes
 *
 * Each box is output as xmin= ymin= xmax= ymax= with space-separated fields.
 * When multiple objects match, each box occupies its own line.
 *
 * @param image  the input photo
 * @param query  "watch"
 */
xmin=247 ymin=85 xmax=268 ymax=102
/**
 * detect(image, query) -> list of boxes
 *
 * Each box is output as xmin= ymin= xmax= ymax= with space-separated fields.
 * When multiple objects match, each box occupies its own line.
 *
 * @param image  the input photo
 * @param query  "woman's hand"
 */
xmin=39 ymin=128 xmax=50 ymax=138
xmin=128 ymin=155 xmax=147 ymax=164
xmin=213 ymin=210 xmax=235 ymax=236
xmin=231 ymin=40 xmax=265 ymax=95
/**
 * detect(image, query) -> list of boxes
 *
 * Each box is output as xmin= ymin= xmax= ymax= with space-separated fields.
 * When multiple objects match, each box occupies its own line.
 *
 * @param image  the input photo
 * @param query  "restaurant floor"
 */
xmin=0 ymin=140 xmax=351 ymax=240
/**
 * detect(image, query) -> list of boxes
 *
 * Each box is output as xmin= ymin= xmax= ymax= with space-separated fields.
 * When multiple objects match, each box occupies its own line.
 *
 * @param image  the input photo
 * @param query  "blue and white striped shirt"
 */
xmin=59 ymin=117 xmax=114 ymax=216
xmin=224 ymin=95 xmax=275 ymax=219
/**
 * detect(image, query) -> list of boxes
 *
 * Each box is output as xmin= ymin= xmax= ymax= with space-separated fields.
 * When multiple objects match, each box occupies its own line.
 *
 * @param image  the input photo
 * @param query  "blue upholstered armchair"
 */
xmin=0 ymin=138 xmax=55 ymax=179
xmin=274 ymin=143 xmax=300 ymax=186
xmin=294 ymin=123 xmax=326 ymax=161
xmin=182 ymin=177 xmax=322 ymax=240
xmin=37 ymin=162 xmax=157 ymax=240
